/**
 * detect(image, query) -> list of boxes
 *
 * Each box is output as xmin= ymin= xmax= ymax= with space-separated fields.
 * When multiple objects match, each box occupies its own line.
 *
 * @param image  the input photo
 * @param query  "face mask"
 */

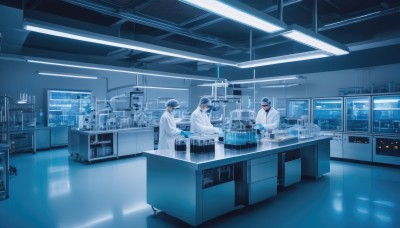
xmin=201 ymin=107 xmax=209 ymax=112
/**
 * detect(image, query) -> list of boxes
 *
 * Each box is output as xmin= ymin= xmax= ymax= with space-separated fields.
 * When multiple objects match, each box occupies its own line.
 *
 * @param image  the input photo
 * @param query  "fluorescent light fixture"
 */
xmin=27 ymin=59 xmax=216 ymax=82
xmin=230 ymin=75 xmax=300 ymax=85
xmin=17 ymin=100 xmax=27 ymax=104
xmin=24 ymin=21 xmax=237 ymax=66
xmin=260 ymin=83 xmax=301 ymax=88
xmin=180 ymin=0 xmax=285 ymax=33
xmin=282 ymin=25 xmax=349 ymax=56
xmin=238 ymin=50 xmax=331 ymax=68
xmin=38 ymin=71 xmax=98 ymax=79
xmin=374 ymin=99 xmax=399 ymax=103
xmin=197 ymin=82 xmax=228 ymax=87
xmin=133 ymin=86 xmax=189 ymax=91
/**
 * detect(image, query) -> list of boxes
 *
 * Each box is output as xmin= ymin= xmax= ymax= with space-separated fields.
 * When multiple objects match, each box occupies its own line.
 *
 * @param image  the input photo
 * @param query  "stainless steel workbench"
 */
xmin=69 ymin=127 xmax=154 ymax=162
xmin=143 ymin=136 xmax=331 ymax=226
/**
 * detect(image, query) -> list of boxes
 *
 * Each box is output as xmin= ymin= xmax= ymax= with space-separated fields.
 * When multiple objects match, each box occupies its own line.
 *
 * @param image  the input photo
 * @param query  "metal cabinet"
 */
xmin=246 ymin=155 xmax=277 ymax=205
xmin=301 ymin=140 xmax=330 ymax=178
xmin=50 ymin=126 xmax=68 ymax=147
xmin=321 ymin=132 xmax=343 ymax=158
xmin=68 ymin=129 xmax=117 ymax=162
xmin=342 ymin=134 xmax=372 ymax=161
xmin=0 ymin=144 xmax=9 ymax=200
xmin=35 ymin=128 xmax=50 ymax=150
xmin=202 ymin=165 xmax=235 ymax=221
xmin=373 ymin=136 xmax=400 ymax=165
xmin=279 ymin=150 xmax=301 ymax=187
xmin=118 ymin=128 xmax=154 ymax=157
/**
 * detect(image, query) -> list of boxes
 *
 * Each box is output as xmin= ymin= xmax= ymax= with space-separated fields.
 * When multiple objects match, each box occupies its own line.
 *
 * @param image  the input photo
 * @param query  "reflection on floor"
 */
xmin=1 ymin=149 xmax=399 ymax=227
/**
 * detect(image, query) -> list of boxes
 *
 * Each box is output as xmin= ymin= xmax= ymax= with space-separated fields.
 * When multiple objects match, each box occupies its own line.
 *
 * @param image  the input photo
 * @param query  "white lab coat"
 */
xmin=190 ymin=107 xmax=219 ymax=135
xmin=158 ymin=110 xmax=181 ymax=150
xmin=256 ymin=107 xmax=280 ymax=131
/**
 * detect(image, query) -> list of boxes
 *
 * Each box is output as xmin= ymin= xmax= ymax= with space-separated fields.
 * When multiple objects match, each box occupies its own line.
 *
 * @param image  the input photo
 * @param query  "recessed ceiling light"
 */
xmin=38 ymin=71 xmax=98 ymax=79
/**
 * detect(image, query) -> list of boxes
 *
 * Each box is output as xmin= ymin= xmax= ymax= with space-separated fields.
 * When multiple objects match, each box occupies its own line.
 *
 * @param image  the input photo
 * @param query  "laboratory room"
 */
xmin=0 ymin=0 xmax=400 ymax=227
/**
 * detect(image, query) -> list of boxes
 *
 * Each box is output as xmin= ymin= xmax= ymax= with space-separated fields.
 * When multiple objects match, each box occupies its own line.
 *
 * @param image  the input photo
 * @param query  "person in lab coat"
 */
xmin=256 ymin=97 xmax=280 ymax=132
xmin=158 ymin=99 xmax=191 ymax=150
xmin=190 ymin=97 xmax=220 ymax=135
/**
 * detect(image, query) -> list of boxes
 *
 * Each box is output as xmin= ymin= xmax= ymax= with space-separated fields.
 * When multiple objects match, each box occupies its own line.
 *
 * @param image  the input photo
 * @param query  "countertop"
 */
xmin=70 ymin=127 xmax=154 ymax=134
xmin=143 ymin=136 xmax=332 ymax=170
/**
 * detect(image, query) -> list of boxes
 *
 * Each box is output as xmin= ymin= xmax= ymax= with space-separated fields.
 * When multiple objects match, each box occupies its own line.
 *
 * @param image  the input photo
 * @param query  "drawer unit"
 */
xmin=246 ymin=154 xmax=278 ymax=205
xmin=343 ymin=134 xmax=372 ymax=161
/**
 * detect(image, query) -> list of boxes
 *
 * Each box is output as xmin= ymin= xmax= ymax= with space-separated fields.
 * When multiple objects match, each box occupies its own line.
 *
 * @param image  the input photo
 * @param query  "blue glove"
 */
xmin=218 ymin=128 xmax=224 ymax=135
xmin=258 ymin=123 xmax=265 ymax=131
xmin=180 ymin=131 xmax=192 ymax=138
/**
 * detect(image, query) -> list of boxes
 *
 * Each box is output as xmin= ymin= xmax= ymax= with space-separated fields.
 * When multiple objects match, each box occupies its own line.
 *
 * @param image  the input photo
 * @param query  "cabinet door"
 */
xmin=136 ymin=130 xmax=154 ymax=154
xmin=51 ymin=126 xmax=68 ymax=146
xmin=118 ymin=131 xmax=137 ymax=157
xmin=36 ymin=128 xmax=50 ymax=149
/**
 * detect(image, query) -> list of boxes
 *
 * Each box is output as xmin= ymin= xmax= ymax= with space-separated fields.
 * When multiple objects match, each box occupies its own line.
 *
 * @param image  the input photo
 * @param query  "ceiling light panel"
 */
xmin=238 ymin=50 xmax=331 ymax=68
xmin=28 ymin=59 xmax=216 ymax=82
xmin=24 ymin=21 xmax=237 ymax=66
xmin=180 ymin=0 xmax=286 ymax=33
xmin=282 ymin=25 xmax=349 ymax=56
xmin=230 ymin=76 xmax=300 ymax=85
xmin=260 ymin=83 xmax=301 ymax=88
xmin=38 ymin=71 xmax=98 ymax=79
xmin=133 ymin=86 xmax=189 ymax=91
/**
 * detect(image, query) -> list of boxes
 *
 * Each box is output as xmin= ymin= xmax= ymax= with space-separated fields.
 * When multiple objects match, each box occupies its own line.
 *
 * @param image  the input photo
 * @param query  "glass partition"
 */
xmin=372 ymin=95 xmax=400 ymax=134
xmin=345 ymin=96 xmax=370 ymax=132
xmin=287 ymin=99 xmax=310 ymax=120
xmin=313 ymin=98 xmax=343 ymax=131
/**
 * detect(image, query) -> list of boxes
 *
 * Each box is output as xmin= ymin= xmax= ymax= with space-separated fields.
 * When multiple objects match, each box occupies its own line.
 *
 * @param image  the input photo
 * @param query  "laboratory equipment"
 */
xmin=372 ymin=95 xmax=400 ymax=134
xmin=345 ymin=96 xmax=370 ymax=132
xmin=287 ymin=123 xmax=320 ymax=139
xmin=46 ymin=90 xmax=92 ymax=128
xmin=312 ymin=98 xmax=343 ymax=131
xmin=190 ymin=136 xmax=215 ymax=153
xmin=342 ymin=134 xmax=372 ymax=161
xmin=373 ymin=136 xmax=400 ymax=165
xmin=175 ymin=137 xmax=187 ymax=151
xmin=224 ymin=109 xmax=257 ymax=150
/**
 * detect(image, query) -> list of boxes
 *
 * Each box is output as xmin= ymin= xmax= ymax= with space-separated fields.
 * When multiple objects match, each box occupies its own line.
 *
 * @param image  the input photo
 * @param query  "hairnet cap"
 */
xmin=199 ymin=97 xmax=211 ymax=105
xmin=261 ymin=97 xmax=271 ymax=106
xmin=165 ymin=99 xmax=180 ymax=108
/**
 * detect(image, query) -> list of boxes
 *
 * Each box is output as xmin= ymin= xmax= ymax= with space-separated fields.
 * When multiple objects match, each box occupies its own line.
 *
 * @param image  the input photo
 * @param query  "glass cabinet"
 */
xmin=372 ymin=95 xmax=400 ymax=134
xmin=313 ymin=98 xmax=343 ymax=131
xmin=286 ymin=99 xmax=310 ymax=120
xmin=345 ymin=96 xmax=370 ymax=132
xmin=47 ymin=90 xmax=92 ymax=128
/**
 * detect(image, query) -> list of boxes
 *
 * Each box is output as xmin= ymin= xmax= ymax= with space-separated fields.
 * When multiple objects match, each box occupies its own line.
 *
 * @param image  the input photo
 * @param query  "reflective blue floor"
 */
xmin=1 ymin=149 xmax=399 ymax=228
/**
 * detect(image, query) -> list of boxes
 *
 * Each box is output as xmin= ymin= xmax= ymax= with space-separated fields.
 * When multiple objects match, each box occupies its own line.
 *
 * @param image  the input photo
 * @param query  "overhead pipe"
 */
xmin=319 ymin=7 xmax=400 ymax=31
